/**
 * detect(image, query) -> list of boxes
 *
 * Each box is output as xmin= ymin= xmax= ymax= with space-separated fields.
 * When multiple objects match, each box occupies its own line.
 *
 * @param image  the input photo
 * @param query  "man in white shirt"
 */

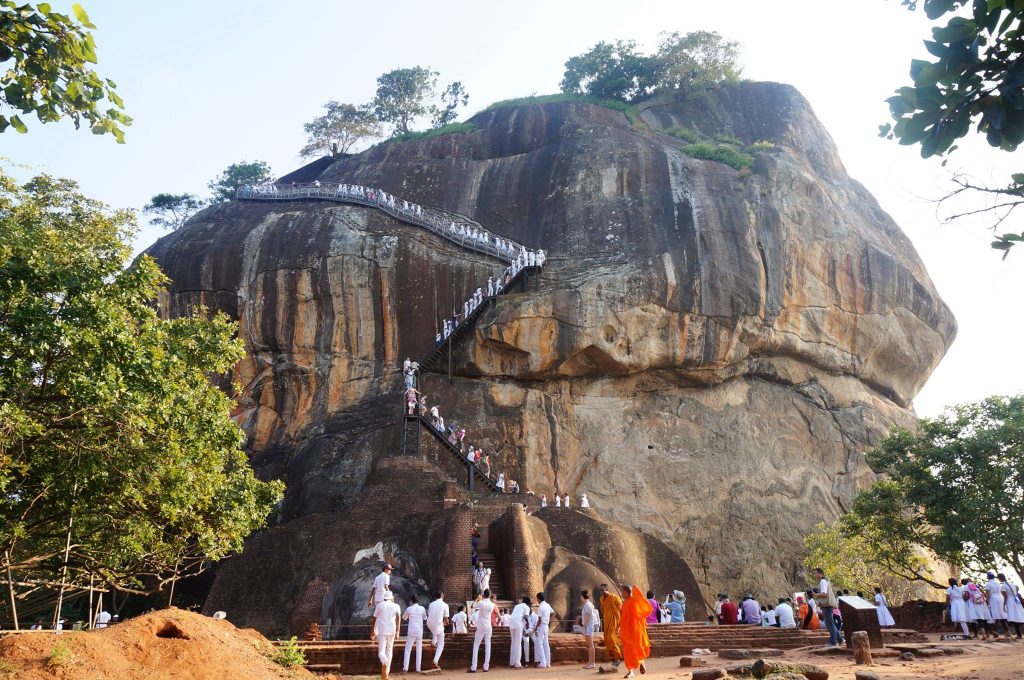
xmin=470 ymin=590 xmax=496 ymax=672
xmin=94 ymin=610 xmax=112 ymax=629
xmin=509 ymin=596 xmax=531 ymax=668
xmin=535 ymin=592 xmax=554 ymax=668
xmin=372 ymin=591 xmax=402 ymax=680
xmin=775 ymin=598 xmax=796 ymax=628
xmin=812 ymin=568 xmax=842 ymax=646
xmin=580 ymin=589 xmax=597 ymax=669
xmin=368 ymin=563 xmax=393 ymax=609
xmin=524 ymin=602 xmax=538 ymax=665
xmin=402 ymin=594 xmax=427 ymax=673
xmin=451 ymin=605 xmax=468 ymax=634
xmin=426 ymin=591 xmax=450 ymax=670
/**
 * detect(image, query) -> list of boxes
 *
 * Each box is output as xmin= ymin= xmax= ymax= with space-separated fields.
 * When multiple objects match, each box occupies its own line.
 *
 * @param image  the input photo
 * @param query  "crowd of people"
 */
xmin=945 ymin=572 xmax=1024 ymax=640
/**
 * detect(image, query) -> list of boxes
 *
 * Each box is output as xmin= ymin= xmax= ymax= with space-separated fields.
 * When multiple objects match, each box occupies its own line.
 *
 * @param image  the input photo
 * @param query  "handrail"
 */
xmin=236 ymin=183 xmax=543 ymax=265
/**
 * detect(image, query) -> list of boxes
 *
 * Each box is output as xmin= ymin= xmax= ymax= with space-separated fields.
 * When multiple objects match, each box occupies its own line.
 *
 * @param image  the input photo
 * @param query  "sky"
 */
xmin=5 ymin=0 xmax=1022 ymax=418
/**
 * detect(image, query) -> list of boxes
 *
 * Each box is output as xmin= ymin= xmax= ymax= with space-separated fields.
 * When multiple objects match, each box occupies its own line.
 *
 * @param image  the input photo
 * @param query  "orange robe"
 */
xmin=798 ymin=602 xmax=819 ymax=630
xmin=600 ymin=591 xmax=623 ymax=661
xmin=620 ymin=586 xmax=652 ymax=670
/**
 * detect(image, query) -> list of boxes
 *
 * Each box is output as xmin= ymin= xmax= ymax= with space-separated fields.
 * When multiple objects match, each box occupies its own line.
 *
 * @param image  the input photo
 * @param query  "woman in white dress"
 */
xmin=873 ymin=587 xmax=896 ymax=627
xmin=963 ymin=578 xmax=989 ymax=639
xmin=946 ymin=577 xmax=970 ymax=636
xmin=998 ymin=573 xmax=1024 ymax=639
xmin=985 ymin=572 xmax=1007 ymax=637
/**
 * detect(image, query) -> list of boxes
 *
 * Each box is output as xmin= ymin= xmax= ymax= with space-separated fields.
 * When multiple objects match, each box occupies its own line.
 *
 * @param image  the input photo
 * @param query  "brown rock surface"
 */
xmin=144 ymin=83 xmax=954 ymax=629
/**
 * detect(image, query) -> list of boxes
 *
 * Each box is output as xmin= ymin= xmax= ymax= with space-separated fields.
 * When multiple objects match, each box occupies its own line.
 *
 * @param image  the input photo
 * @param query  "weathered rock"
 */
xmin=719 ymin=648 xmax=785 ymax=660
xmin=680 ymin=655 xmax=708 ymax=667
xmin=900 ymin=651 xmax=916 ymax=661
xmin=854 ymin=672 xmax=879 ymax=680
xmin=146 ymin=83 xmax=955 ymax=630
xmin=692 ymin=669 xmax=728 ymax=680
xmin=851 ymin=630 xmax=872 ymax=665
xmin=915 ymin=648 xmax=945 ymax=657
xmin=751 ymin=659 xmax=829 ymax=680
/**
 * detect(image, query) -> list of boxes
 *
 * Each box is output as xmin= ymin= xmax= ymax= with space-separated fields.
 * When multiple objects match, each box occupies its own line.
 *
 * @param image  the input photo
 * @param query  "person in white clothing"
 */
xmin=509 ymin=596 xmax=531 ymax=668
xmin=369 ymin=563 xmax=393 ymax=609
xmin=402 ymin=594 xmax=427 ymax=673
xmin=580 ymin=493 xmax=590 ymax=508
xmin=563 ymin=494 xmax=570 ymax=508
xmin=451 ymin=605 xmax=468 ymax=634
xmin=524 ymin=604 xmax=538 ymax=664
xmin=873 ymin=587 xmax=896 ymax=627
xmin=998 ymin=573 xmax=1024 ymax=638
xmin=470 ymin=590 xmax=496 ymax=672
xmin=480 ymin=568 xmax=491 ymax=594
xmin=946 ymin=577 xmax=970 ymax=636
xmin=555 ymin=495 xmax=561 ymax=508
xmin=372 ymin=591 xmax=402 ymax=680
xmin=94 ymin=610 xmax=112 ymax=629
xmin=775 ymin=598 xmax=796 ymax=628
xmin=985 ymin=572 xmax=1007 ymax=636
xmin=426 ymin=591 xmax=451 ymax=669
xmin=535 ymin=592 xmax=554 ymax=668
xmin=540 ymin=494 xmax=547 ymax=508
xmin=580 ymin=589 xmax=597 ymax=669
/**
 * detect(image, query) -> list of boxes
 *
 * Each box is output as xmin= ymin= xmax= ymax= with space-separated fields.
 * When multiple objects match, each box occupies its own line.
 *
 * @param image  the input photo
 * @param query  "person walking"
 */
xmin=535 ymin=592 xmax=554 ymax=668
xmin=452 ymin=605 xmax=469 ymax=634
xmin=509 ymin=596 xmax=530 ymax=669
xmin=964 ymin=578 xmax=989 ymax=639
xmin=998 ymin=573 xmax=1024 ymax=639
xmin=946 ymin=578 xmax=970 ymax=636
xmin=619 ymin=585 xmax=652 ymax=679
xmin=426 ymin=591 xmax=450 ymax=670
xmin=985 ymin=571 xmax=1007 ymax=637
xmin=371 ymin=591 xmax=402 ymax=680
xmin=469 ymin=590 xmax=496 ymax=672
xmin=812 ymin=568 xmax=843 ymax=646
xmin=600 ymin=583 xmax=623 ymax=667
xmin=402 ymin=594 xmax=427 ymax=673
xmin=874 ymin=587 xmax=896 ymax=627
xmin=369 ymin=563 xmax=393 ymax=609
xmin=580 ymin=590 xmax=597 ymax=669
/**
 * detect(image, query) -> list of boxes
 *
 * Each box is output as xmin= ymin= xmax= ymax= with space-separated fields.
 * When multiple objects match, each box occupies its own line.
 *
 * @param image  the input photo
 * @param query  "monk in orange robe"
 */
xmin=600 ymin=584 xmax=623 ymax=665
xmin=619 ymin=585 xmax=652 ymax=678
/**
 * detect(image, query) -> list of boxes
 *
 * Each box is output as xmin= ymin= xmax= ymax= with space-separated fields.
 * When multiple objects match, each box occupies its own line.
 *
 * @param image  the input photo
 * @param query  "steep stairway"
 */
xmin=404 ymin=415 xmax=500 ymax=492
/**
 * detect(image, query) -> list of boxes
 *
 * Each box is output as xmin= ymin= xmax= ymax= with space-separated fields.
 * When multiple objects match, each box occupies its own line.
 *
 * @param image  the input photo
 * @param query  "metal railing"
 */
xmin=237 ymin=183 xmax=527 ymax=264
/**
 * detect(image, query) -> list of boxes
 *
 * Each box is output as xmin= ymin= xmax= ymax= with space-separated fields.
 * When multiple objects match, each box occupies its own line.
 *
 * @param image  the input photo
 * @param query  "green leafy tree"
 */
xmin=840 ymin=394 xmax=1024 ymax=585
xmin=654 ymin=30 xmax=742 ymax=92
xmin=0 ymin=170 xmax=283 ymax=599
xmin=0 ymin=1 xmax=130 ymax=140
xmin=560 ymin=40 xmax=657 ymax=102
xmin=883 ymin=0 xmax=1024 ymax=255
xmin=208 ymin=160 xmax=273 ymax=203
xmin=299 ymin=101 xmax=381 ymax=158
xmin=143 ymin=193 xmax=205 ymax=230
xmin=803 ymin=522 xmax=926 ymax=603
xmin=433 ymin=81 xmax=470 ymax=128
xmin=372 ymin=67 xmax=440 ymax=136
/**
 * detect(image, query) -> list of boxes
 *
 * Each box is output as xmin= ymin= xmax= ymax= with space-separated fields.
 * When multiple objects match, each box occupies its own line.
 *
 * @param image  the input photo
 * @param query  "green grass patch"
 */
xmin=665 ymin=125 xmax=700 ymax=143
xmin=713 ymin=132 xmax=744 ymax=147
xmin=681 ymin=142 xmax=753 ymax=171
xmin=391 ymin=122 xmax=476 ymax=142
xmin=47 ymin=643 xmax=73 ymax=668
xmin=744 ymin=140 xmax=776 ymax=153
xmin=272 ymin=636 xmax=307 ymax=668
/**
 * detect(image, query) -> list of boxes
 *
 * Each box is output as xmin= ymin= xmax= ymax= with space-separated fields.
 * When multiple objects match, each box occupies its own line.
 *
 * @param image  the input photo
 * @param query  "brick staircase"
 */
xmin=294 ymin=623 xmax=832 ymax=674
xmin=475 ymin=524 xmax=514 ymax=611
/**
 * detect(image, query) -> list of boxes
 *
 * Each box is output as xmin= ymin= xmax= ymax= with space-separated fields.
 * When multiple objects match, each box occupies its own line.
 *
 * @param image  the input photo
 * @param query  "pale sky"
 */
xmin=6 ymin=0 xmax=1022 ymax=418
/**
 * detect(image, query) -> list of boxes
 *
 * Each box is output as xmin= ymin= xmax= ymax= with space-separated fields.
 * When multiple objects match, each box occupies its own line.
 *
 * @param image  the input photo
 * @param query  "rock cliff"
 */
xmin=145 ymin=82 xmax=955 ymax=629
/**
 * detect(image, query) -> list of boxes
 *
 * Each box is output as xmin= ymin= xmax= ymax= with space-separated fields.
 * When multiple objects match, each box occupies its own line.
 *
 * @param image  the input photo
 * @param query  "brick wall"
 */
xmin=490 ymin=504 xmax=543 ymax=602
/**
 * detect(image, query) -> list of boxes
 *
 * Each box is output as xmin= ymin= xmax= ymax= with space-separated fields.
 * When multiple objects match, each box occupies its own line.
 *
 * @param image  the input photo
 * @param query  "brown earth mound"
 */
xmin=0 ymin=607 xmax=320 ymax=679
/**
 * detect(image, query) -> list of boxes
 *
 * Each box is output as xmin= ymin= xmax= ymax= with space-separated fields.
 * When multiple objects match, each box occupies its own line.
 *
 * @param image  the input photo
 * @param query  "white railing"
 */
xmin=237 ymin=182 xmax=530 ymax=264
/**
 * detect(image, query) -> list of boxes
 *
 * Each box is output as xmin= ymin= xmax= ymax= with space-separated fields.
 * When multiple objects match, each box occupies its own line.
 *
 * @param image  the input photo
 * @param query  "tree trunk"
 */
xmin=4 ymin=551 xmax=18 ymax=630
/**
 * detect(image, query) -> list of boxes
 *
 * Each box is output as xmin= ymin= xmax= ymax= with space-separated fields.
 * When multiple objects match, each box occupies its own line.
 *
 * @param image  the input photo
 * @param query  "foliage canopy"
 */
xmin=838 ymin=394 xmax=1024 ymax=586
xmin=0 ymin=1 xmax=130 ymax=140
xmin=207 ymin=161 xmax=273 ymax=203
xmin=143 ymin=193 xmax=205 ymax=231
xmin=371 ymin=67 xmax=470 ymax=137
xmin=0 ymin=170 xmax=283 ymax=596
xmin=299 ymin=101 xmax=381 ymax=158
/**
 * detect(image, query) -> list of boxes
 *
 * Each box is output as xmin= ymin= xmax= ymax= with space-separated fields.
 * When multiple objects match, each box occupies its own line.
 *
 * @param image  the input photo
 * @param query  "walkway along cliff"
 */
xmin=143 ymin=82 xmax=955 ymax=636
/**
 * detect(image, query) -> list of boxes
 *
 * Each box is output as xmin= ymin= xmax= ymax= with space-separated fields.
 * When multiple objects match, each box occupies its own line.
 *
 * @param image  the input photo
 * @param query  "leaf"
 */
xmin=72 ymin=3 xmax=95 ymax=29
xmin=10 ymin=115 xmax=27 ymax=134
xmin=1009 ymin=173 xmax=1024 ymax=184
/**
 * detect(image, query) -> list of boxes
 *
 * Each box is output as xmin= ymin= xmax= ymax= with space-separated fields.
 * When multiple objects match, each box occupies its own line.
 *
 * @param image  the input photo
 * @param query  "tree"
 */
xmin=654 ymin=30 xmax=742 ymax=92
xmin=299 ymin=101 xmax=381 ymax=158
xmin=883 ymin=0 xmax=1024 ymax=255
xmin=839 ymin=395 xmax=1024 ymax=585
xmin=0 ymin=1 xmax=130 ymax=140
xmin=0 ymin=171 xmax=283 ymax=602
xmin=560 ymin=40 xmax=657 ymax=102
xmin=372 ymin=67 xmax=439 ymax=136
xmin=803 ymin=522 xmax=926 ymax=603
xmin=207 ymin=160 xmax=273 ymax=203
xmin=433 ymin=81 xmax=470 ymax=128
xmin=143 ymin=193 xmax=205 ymax=230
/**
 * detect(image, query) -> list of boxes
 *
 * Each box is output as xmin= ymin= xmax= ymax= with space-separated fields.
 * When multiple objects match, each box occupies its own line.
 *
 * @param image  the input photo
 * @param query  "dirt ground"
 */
xmin=0 ymin=607 xmax=322 ymax=680
xmin=349 ymin=635 xmax=1023 ymax=680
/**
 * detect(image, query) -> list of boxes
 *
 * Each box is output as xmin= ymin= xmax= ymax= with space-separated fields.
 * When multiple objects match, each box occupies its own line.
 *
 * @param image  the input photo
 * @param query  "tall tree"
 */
xmin=0 ymin=170 xmax=283 ymax=597
xmin=299 ymin=101 xmax=381 ymax=158
xmin=372 ymin=67 xmax=439 ymax=136
xmin=143 ymin=193 xmax=205 ymax=230
xmin=433 ymin=81 xmax=470 ymax=128
xmin=207 ymin=161 xmax=273 ymax=203
xmin=883 ymin=0 xmax=1024 ymax=255
xmin=839 ymin=394 xmax=1024 ymax=584
xmin=654 ymin=31 xmax=742 ymax=92
xmin=560 ymin=40 xmax=657 ymax=102
xmin=0 ymin=1 xmax=130 ymax=140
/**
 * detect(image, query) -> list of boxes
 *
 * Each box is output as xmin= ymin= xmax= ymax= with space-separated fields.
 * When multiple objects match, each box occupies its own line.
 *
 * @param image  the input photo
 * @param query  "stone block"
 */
xmin=692 ymin=669 xmax=728 ymax=680
xmin=718 ymin=648 xmax=784 ymax=660
xmin=854 ymin=672 xmax=879 ymax=680
xmin=900 ymin=651 xmax=915 ymax=661
xmin=680 ymin=656 xmax=707 ymax=667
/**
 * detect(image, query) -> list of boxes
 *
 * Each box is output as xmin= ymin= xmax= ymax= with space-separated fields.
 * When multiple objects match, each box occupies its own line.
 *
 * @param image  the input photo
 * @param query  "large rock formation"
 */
xmin=145 ymin=82 xmax=954 ymax=631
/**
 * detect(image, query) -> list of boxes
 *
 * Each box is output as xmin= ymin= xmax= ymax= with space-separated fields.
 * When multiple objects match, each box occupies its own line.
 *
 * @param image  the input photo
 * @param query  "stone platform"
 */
xmin=295 ymin=623 xmax=830 ymax=674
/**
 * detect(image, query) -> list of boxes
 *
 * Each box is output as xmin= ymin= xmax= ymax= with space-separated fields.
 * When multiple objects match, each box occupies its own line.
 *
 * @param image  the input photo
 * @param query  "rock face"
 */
xmin=145 ymin=82 xmax=954 ymax=630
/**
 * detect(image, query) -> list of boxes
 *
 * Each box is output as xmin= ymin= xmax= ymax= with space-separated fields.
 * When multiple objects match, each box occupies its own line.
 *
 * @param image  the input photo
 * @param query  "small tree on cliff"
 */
xmin=299 ymin=101 xmax=381 ymax=158
xmin=143 ymin=192 xmax=205 ymax=230
xmin=882 ymin=1 xmax=1024 ymax=255
xmin=372 ymin=66 xmax=470 ymax=136
xmin=0 ymin=170 xmax=283 ymax=605
xmin=0 ymin=1 xmax=130 ymax=140
xmin=838 ymin=394 xmax=1024 ymax=583
xmin=560 ymin=39 xmax=657 ymax=102
xmin=653 ymin=31 xmax=742 ymax=92
xmin=207 ymin=160 xmax=273 ymax=203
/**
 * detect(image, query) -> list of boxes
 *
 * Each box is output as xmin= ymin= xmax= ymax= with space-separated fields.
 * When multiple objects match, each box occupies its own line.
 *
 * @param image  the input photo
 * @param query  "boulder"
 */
xmin=900 ymin=651 xmax=916 ymax=661
xmin=680 ymin=656 xmax=708 ymax=667
xmin=751 ymin=659 xmax=829 ymax=680
xmin=719 ymin=648 xmax=785 ymax=660
xmin=692 ymin=669 xmax=728 ymax=680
